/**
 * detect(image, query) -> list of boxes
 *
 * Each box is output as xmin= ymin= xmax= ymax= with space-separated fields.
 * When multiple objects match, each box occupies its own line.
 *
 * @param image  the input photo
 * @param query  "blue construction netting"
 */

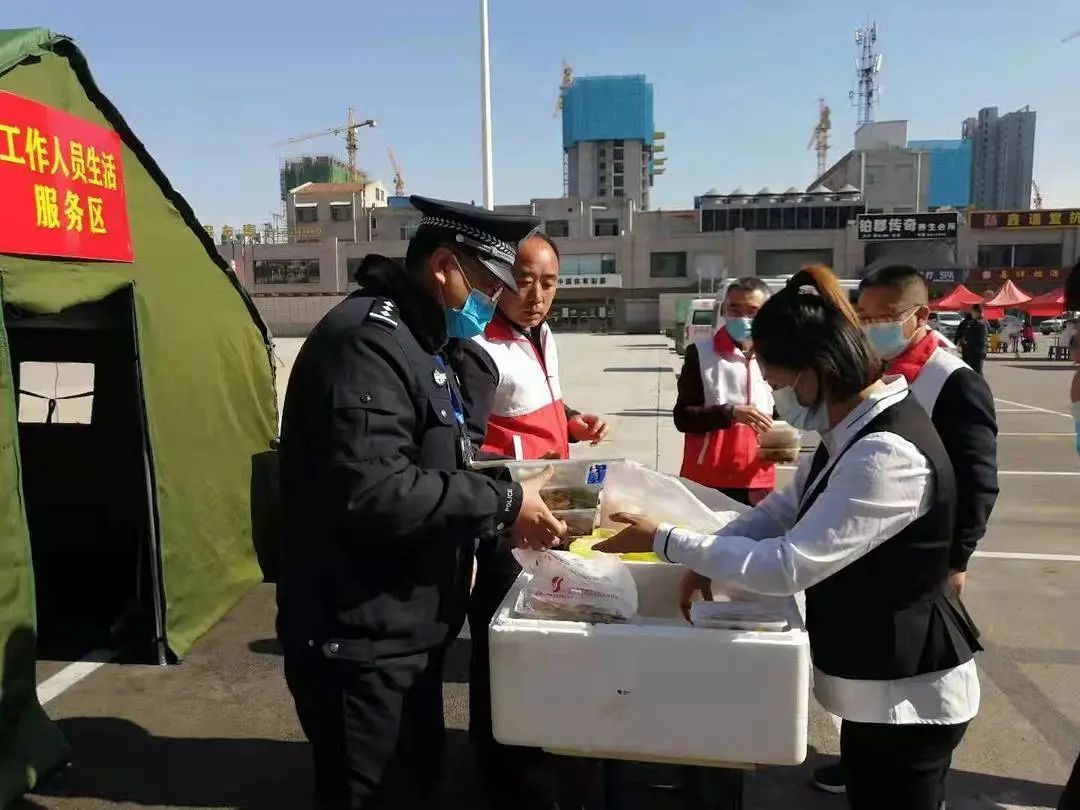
xmin=562 ymin=74 xmax=654 ymax=148
xmin=910 ymin=139 xmax=972 ymax=209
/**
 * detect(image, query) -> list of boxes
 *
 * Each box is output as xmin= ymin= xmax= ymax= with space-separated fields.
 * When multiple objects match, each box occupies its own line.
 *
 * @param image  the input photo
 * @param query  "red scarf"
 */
xmin=887 ymin=330 xmax=940 ymax=383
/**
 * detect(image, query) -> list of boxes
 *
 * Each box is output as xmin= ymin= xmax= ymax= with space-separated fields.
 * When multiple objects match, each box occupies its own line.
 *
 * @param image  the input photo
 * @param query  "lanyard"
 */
xmin=433 ymin=355 xmax=464 ymax=426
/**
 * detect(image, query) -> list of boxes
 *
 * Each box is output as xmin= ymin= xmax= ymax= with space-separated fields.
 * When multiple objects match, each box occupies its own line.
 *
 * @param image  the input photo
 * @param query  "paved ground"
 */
xmin=22 ymin=334 xmax=1080 ymax=809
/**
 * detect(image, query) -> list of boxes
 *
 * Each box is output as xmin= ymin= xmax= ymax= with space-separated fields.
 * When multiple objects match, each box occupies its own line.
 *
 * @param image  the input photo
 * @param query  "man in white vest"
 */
xmin=674 ymin=277 xmax=776 ymax=506
xmin=449 ymin=233 xmax=607 ymax=809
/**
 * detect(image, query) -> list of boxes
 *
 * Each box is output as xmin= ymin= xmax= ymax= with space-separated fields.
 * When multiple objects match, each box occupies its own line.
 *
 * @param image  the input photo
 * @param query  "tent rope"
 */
xmin=17 ymin=390 xmax=94 ymax=425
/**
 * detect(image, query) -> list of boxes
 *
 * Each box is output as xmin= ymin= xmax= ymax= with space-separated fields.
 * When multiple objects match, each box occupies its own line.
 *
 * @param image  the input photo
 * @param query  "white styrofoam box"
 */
xmin=490 ymin=561 xmax=810 ymax=767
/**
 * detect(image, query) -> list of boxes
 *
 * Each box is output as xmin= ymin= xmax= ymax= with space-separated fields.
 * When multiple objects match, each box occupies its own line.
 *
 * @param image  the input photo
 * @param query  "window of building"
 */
xmin=1013 ymin=243 xmax=1062 ymax=267
xmin=613 ymin=150 xmax=624 ymax=161
xmin=650 ymin=251 xmax=687 ymax=278
xmin=613 ymin=140 xmax=623 ymax=146
xmin=561 ymin=254 xmax=617 ymax=275
xmin=546 ymin=219 xmax=570 ymax=238
xmin=614 ymin=190 xmax=624 ymax=197
xmin=330 ymin=202 xmax=352 ymax=221
xmin=598 ymin=189 xmax=607 ymax=197
xmin=599 ymin=147 xmax=606 ymax=157
xmin=594 ymin=218 xmax=619 ymax=237
xmin=756 ymin=249 xmax=833 ymax=277
xmin=253 ymin=258 xmax=320 ymax=284
xmin=295 ymin=205 xmax=318 ymax=223
xmin=865 ymin=167 xmax=883 ymax=187
xmin=400 ymin=224 xmax=419 ymax=241
xmin=977 ymin=245 xmax=1012 ymax=267
xmin=599 ymin=162 xmax=607 ymax=171
xmin=18 ymin=362 xmax=94 ymax=424
xmin=614 ymin=162 xmax=624 ymax=173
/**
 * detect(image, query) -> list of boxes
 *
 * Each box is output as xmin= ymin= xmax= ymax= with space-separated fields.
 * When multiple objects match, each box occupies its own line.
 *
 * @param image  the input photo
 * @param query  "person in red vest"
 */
xmin=674 ymin=276 xmax=776 ymax=506
xmin=453 ymin=233 xmax=606 ymax=461
xmin=448 ymin=233 xmax=606 ymax=809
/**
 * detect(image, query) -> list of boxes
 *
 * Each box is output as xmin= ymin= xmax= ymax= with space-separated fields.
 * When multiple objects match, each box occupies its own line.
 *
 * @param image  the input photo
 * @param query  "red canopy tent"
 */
xmin=1017 ymin=287 xmax=1065 ymax=318
xmin=982 ymin=279 xmax=1032 ymax=321
xmin=930 ymin=284 xmax=984 ymax=311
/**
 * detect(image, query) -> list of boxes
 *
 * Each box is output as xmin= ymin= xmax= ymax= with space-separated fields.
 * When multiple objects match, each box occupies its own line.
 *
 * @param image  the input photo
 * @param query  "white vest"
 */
xmin=694 ymin=338 xmax=773 ymax=413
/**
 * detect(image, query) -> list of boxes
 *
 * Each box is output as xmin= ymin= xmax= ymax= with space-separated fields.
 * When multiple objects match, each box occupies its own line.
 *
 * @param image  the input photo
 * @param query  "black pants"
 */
xmin=284 ymin=647 xmax=445 ymax=810
xmin=841 ymin=720 xmax=968 ymax=810
xmin=963 ymin=353 xmax=985 ymax=376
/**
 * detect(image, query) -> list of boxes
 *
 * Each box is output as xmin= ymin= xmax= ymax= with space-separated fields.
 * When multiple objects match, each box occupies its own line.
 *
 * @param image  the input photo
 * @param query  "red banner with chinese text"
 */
xmin=0 ymin=91 xmax=133 ymax=262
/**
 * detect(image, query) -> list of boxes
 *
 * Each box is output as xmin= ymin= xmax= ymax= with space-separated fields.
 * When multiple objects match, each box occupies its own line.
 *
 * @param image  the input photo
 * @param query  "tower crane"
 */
xmin=553 ymin=60 xmax=573 ymax=118
xmin=273 ymin=107 xmax=377 ymax=181
xmin=807 ymin=97 xmax=831 ymax=179
xmin=1032 ymin=180 xmax=1044 ymax=210
xmin=387 ymin=148 xmax=405 ymax=197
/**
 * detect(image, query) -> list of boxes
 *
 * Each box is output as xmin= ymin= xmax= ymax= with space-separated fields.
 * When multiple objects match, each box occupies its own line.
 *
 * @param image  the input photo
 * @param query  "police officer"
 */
xmin=277 ymin=196 xmax=567 ymax=810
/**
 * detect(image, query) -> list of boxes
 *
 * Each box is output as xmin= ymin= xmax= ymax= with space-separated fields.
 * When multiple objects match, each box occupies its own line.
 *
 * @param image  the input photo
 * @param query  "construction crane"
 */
xmin=807 ymin=98 xmax=831 ymax=179
xmin=553 ymin=60 xmax=573 ymax=118
xmin=1032 ymin=180 xmax=1044 ymax=210
xmin=273 ymin=107 xmax=377 ymax=181
xmin=387 ymin=147 xmax=405 ymax=197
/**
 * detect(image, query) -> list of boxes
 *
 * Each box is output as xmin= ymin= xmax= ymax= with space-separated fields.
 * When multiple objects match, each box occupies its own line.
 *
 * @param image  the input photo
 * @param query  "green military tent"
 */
xmin=0 ymin=28 xmax=277 ymax=803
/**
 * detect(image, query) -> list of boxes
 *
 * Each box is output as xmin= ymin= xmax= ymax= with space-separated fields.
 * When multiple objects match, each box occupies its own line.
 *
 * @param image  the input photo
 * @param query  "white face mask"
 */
xmin=771 ymin=372 xmax=830 ymax=433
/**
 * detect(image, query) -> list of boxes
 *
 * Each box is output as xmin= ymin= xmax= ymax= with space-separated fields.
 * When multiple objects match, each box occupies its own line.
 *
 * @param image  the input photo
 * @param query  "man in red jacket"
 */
xmin=449 ymin=233 xmax=606 ymax=809
xmin=674 ymin=277 xmax=775 ymax=506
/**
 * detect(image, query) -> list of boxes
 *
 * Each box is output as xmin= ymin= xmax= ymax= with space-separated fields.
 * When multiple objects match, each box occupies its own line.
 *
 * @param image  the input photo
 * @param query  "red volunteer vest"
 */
xmin=473 ymin=317 xmax=570 ymax=460
xmin=680 ymin=329 xmax=776 ymax=489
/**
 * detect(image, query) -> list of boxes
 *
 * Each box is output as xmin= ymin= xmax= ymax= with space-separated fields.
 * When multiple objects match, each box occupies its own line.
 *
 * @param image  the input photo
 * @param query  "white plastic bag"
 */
xmin=598 ymin=460 xmax=747 ymax=534
xmin=511 ymin=548 xmax=638 ymax=622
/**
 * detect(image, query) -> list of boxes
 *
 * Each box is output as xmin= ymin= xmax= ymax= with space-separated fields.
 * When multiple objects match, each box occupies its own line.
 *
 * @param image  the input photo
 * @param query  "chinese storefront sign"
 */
xmin=969 ymin=209 xmax=1080 ymax=229
xmin=0 ymin=91 xmax=132 ymax=262
xmin=857 ymin=212 xmax=959 ymax=241
xmin=972 ymin=267 xmax=1064 ymax=282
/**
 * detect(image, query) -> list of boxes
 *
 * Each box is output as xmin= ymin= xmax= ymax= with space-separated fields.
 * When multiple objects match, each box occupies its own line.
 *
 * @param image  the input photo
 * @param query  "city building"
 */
xmin=815 ymin=121 xmax=930 ymax=214
xmin=908 ymin=139 xmax=972 ymax=209
xmin=962 ymin=106 xmax=1036 ymax=210
xmin=222 ymin=189 xmax=1080 ymax=337
xmin=279 ymin=155 xmax=352 ymax=201
xmin=561 ymin=75 xmax=663 ymax=210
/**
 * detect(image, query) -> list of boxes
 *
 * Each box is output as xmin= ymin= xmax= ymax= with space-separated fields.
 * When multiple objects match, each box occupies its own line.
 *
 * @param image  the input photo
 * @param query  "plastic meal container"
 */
xmin=489 ymin=561 xmax=810 ymax=767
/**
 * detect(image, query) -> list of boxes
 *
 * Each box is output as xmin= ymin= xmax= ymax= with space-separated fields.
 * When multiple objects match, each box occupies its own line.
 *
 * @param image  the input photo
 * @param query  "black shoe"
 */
xmin=810 ymin=762 xmax=846 ymax=795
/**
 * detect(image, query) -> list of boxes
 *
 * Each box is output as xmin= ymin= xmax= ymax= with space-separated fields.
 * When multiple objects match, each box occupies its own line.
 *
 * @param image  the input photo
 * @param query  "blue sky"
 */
xmin=10 ymin=1 xmax=1080 ymax=226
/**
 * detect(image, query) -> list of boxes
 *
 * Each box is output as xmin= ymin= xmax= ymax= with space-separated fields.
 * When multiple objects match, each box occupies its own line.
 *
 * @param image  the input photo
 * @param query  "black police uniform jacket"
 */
xmin=276 ymin=255 xmax=522 ymax=661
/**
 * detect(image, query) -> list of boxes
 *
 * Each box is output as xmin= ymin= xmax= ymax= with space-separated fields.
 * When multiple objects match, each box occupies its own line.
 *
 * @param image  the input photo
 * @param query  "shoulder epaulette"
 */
xmin=365 ymin=297 xmax=399 ymax=330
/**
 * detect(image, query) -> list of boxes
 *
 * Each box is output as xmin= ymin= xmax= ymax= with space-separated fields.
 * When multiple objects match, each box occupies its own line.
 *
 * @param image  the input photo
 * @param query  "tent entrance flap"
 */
xmin=4 ymin=289 xmax=165 ymax=662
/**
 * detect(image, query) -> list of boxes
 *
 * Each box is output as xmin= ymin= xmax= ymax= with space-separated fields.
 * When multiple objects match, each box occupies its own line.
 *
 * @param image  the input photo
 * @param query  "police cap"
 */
xmin=409 ymin=195 xmax=539 ymax=290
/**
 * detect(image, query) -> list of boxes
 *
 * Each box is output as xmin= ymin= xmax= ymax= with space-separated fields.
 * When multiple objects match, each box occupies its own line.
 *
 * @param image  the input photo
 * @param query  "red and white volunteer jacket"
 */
xmin=471 ymin=316 xmax=571 ymax=460
xmin=677 ymin=328 xmax=776 ymax=489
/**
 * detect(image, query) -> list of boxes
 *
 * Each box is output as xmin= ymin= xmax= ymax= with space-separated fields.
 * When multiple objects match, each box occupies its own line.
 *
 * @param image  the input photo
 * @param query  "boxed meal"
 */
xmin=757 ymin=421 xmax=801 ymax=463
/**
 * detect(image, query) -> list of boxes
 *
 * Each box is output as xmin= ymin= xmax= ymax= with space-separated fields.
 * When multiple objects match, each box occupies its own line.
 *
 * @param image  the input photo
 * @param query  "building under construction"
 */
xmin=279 ymin=155 xmax=357 ymax=201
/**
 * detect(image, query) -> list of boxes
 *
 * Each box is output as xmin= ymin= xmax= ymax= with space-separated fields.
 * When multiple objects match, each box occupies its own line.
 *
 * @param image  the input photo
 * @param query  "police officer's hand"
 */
xmin=512 ymin=467 xmax=568 ymax=550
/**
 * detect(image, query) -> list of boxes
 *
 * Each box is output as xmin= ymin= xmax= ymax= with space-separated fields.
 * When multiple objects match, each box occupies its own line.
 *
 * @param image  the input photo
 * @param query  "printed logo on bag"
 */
xmin=551 ymin=576 xmax=564 ymax=593
xmin=586 ymin=464 xmax=607 ymax=485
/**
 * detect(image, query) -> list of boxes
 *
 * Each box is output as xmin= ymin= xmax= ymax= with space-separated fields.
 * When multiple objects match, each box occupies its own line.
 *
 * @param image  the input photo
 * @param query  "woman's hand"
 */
xmin=593 ymin=512 xmax=659 ymax=554
xmin=679 ymin=571 xmax=713 ymax=622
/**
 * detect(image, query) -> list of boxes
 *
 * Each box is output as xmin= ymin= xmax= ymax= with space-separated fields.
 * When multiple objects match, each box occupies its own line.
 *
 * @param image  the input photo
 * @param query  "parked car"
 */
xmin=678 ymin=298 xmax=719 ymax=356
xmin=1039 ymin=317 xmax=1066 ymax=334
xmin=928 ymin=311 xmax=964 ymax=339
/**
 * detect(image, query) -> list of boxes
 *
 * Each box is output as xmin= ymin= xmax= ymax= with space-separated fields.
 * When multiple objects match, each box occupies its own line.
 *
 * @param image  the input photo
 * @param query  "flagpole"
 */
xmin=480 ymin=0 xmax=494 ymax=209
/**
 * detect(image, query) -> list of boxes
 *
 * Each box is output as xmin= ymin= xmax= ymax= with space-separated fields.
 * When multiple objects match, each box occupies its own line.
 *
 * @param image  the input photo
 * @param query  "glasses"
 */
xmin=453 ymin=253 xmax=503 ymax=302
xmin=860 ymin=305 xmax=918 ymax=326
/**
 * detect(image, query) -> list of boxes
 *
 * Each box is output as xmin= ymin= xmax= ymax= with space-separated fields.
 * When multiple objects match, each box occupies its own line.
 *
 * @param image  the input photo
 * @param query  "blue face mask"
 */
xmin=861 ymin=309 xmax=916 ymax=360
xmin=862 ymin=321 xmax=909 ymax=360
xmin=772 ymin=373 xmax=830 ymax=433
xmin=444 ymin=257 xmax=498 ymax=339
xmin=723 ymin=316 xmax=754 ymax=343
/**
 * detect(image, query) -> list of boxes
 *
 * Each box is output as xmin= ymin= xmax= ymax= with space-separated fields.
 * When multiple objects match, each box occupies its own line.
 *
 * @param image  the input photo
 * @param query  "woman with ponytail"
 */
xmin=599 ymin=264 xmax=982 ymax=810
